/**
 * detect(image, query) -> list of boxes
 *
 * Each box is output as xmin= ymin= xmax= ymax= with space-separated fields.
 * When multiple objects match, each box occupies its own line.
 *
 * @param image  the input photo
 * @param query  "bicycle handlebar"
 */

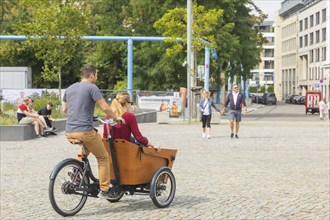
xmin=96 ymin=117 xmax=118 ymax=126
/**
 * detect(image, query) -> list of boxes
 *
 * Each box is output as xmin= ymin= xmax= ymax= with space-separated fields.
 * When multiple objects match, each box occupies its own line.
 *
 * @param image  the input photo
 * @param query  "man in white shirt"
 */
xmin=222 ymin=84 xmax=247 ymax=139
xmin=318 ymin=98 xmax=327 ymax=120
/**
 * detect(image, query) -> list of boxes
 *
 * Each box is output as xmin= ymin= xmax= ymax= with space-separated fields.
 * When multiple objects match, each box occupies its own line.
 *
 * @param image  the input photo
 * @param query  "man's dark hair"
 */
xmin=48 ymin=102 xmax=54 ymax=107
xmin=81 ymin=64 xmax=96 ymax=78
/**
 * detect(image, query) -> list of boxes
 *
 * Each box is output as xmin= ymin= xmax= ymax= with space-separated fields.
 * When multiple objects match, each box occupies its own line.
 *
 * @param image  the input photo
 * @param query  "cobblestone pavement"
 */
xmin=1 ymin=119 xmax=329 ymax=219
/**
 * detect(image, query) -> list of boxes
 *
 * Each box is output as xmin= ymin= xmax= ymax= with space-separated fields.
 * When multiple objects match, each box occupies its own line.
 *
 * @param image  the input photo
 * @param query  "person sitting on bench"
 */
xmin=17 ymin=97 xmax=50 ymax=138
xmin=38 ymin=102 xmax=57 ymax=131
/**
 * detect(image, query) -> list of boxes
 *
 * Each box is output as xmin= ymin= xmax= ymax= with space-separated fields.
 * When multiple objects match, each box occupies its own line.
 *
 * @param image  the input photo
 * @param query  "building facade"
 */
xmin=251 ymin=21 xmax=275 ymax=91
xmin=274 ymin=0 xmax=330 ymax=100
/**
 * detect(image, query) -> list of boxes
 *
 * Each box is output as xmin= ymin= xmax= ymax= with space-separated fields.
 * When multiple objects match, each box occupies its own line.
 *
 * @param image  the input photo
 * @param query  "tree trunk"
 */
xmin=58 ymin=68 xmax=62 ymax=116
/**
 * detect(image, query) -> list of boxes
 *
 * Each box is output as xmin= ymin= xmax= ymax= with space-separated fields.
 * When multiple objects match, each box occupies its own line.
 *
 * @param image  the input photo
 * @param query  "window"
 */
xmin=322 ymin=28 xmax=326 ymax=41
xmin=264 ymin=60 xmax=274 ymax=69
xmin=304 ymin=17 xmax=308 ymax=29
xmin=321 ymin=67 xmax=323 ymax=79
xmin=310 ymin=33 xmax=314 ymax=45
xmin=316 ymin=12 xmax=320 ymax=25
xmin=309 ymin=50 xmax=314 ymax=63
xmin=322 ymin=47 xmax=327 ymax=61
xmin=315 ymin=48 xmax=320 ymax=62
xmin=264 ymin=37 xmax=274 ymax=45
xmin=299 ymin=20 xmax=303 ymax=31
xmin=299 ymin=36 xmax=303 ymax=48
xmin=310 ymin=15 xmax=314 ymax=27
xmin=322 ymin=9 xmax=326 ymax=23
xmin=264 ymin=49 xmax=274 ymax=57
xmin=316 ymin=30 xmax=320 ymax=43
xmin=304 ymin=34 xmax=308 ymax=46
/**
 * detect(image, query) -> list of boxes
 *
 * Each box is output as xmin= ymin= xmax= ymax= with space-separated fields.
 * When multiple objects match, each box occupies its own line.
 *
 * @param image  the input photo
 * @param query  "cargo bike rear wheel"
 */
xmin=49 ymin=159 xmax=91 ymax=217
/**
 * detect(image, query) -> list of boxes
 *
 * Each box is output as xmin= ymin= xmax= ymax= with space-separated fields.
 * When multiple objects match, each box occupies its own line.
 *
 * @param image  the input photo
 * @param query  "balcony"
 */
xmin=279 ymin=0 xmax=305 ymax=17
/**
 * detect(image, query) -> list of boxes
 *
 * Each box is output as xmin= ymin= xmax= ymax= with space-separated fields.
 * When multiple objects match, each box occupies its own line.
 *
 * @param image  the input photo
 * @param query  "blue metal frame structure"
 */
xmin=0 ymin=35 xmax=211 ymax=97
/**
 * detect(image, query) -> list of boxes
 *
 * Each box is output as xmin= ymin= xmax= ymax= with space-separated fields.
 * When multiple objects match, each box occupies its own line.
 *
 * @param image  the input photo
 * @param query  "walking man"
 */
xmin=222 ymin=84 xmax=247 ymax=139
xmin=318 ymin=98 xmax=327 ymax=120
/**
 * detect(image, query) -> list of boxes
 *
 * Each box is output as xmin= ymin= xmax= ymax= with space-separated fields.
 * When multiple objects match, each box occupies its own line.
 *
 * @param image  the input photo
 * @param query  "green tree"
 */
xmin=154 ymin=3 xmax=221 ymax=56
xmin=16 ymin=0 xmax=90 ymax=99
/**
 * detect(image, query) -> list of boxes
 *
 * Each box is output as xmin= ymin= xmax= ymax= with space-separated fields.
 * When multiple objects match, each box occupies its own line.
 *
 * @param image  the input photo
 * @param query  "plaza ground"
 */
xmin=0 ymin=113 xmax=329 ymax=219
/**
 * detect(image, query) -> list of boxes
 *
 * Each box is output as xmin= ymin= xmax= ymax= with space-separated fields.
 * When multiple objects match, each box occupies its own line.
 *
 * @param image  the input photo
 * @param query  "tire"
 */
xmin=49 ymin=159 xmax=89 ymax=217
xmin=106 ymin=185 xmax=125 ymax=203
xmin=150 ymin=167 xmax=176 ymax=208
xmin=107 ymin=191 xmax=124 ymax=203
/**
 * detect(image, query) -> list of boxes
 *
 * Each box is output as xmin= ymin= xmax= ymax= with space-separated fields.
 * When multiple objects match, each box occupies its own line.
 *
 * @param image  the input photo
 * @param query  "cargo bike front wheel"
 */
xmin=150 ymin=167 xmax=176 ymax=208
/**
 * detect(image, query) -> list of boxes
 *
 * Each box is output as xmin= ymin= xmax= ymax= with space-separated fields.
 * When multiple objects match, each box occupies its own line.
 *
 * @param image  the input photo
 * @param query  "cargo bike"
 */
xmin=48 ymin=118 xmax=177 ymax=216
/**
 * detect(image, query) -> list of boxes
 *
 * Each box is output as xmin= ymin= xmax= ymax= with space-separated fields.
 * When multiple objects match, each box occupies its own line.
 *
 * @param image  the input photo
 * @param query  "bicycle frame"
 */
xmin=104 ymin=120 xmax=121 ymax=186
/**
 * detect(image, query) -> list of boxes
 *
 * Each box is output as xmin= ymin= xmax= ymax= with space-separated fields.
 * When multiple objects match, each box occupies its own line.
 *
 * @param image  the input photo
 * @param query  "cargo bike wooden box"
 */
xmin=48 ymin=118 xmax=177 ymax=217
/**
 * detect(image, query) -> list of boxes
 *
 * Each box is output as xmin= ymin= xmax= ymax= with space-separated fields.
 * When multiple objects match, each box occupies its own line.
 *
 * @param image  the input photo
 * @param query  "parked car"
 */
xmin=250 ymin=94 xmax=257 ymax=103
xmin=256 ymin=95 xmax=263 ymax=104
xmin=292 ymin=95 xmax=302 ymax=104
xmin=262 ymin=92 xmax=277 ymax=105
xmin=285 ymin=94 xmax=298 ymax=104
xmin=299 ymin=96 xmax=305 ymax=105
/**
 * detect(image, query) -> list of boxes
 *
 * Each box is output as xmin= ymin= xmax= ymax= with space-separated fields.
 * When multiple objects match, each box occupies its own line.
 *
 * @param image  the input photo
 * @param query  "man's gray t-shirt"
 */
xmin=63 ymin=82 xmax=103 ymax=132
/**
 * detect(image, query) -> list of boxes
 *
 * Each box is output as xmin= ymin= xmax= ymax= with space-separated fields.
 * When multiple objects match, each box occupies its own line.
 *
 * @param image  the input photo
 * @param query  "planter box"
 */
xmin=0 ymin=119 xmax=99 ymax=141
xmin=157 ymin=112 xmax=170 ymax=124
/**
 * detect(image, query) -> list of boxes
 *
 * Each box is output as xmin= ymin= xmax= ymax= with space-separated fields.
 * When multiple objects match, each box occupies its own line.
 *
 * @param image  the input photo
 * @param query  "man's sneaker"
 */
xmin=36 ymin=135 xmax=45 ymax=139
xmin=207 ymin=135 xmax=211 ymax=139
xmin=235 ymin=134 xmax=239 ymax=139
xmin=51 ymin=127 xmax=58 ymax=132
xmin=99 ymin=188 xmax=117 ymax=199
xmin=230 ymin=133 xmax=234 ymax=139
xmin=202 ymin=133 xmax=206 ymax=138
xmin=44 ymin=127 xmax=52 ymax=132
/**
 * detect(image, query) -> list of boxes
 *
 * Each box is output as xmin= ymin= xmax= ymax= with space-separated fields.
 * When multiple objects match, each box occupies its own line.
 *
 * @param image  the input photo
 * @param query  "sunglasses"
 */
xmin=233 ymin=87 xmax=238 ymax=89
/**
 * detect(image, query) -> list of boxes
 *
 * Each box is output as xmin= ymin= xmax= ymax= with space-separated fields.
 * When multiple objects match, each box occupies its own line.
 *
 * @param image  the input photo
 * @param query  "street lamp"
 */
xmin=187 ymin=0 xmax=192 ymax=124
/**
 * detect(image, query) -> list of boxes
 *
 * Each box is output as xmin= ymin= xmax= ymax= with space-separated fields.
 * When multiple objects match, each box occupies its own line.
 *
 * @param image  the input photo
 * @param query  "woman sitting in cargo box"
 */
xmin=103 ymin=92 xmax=155 ymax=147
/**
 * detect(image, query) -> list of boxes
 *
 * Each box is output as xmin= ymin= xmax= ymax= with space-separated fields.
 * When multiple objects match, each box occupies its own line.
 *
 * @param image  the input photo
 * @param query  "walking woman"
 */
xmin=199 ymin=90 xmax=221 ymax=139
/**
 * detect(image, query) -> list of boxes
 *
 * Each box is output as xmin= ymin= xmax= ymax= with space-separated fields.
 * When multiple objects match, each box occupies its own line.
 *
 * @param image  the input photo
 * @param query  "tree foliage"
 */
xmin=154 ymin=3 xmax=222 ymax=56
xmin=17 ymin=0 xmax=90 ymax=91
xmin=0 ymin=0 xmax=266 ymax=93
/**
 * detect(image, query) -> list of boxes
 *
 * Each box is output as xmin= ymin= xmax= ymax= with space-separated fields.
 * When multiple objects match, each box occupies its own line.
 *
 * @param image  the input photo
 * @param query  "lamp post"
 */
xmin=187 ymin=0 xmax=192 ymax=124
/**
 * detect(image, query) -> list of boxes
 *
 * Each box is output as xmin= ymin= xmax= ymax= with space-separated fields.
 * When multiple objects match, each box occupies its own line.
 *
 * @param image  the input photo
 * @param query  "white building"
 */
xmin=274 ymin=0 xmax=330 ymax=100
xmin=251 ymin=21 xmax=275 ymax=91
xmin=297 ymin=0 xmax=329 ymax=98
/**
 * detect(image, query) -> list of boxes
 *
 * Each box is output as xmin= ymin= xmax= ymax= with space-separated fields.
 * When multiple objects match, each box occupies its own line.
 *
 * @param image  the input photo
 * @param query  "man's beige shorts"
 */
xmin=19 ymin=117 xmax=35 ymax=125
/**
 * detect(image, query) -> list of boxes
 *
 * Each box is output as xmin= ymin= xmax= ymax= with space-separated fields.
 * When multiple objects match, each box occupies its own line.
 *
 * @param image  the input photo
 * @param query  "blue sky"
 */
xmin=253 ymin=0 xmax=282 ymax=21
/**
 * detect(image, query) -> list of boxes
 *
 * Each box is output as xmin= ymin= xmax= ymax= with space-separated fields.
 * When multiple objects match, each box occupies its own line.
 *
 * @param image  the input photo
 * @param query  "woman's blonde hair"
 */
xmin=202 ymin=90 xmax=210 ymax=99
xmin=111 ymin=92 xmax=131 ymax=117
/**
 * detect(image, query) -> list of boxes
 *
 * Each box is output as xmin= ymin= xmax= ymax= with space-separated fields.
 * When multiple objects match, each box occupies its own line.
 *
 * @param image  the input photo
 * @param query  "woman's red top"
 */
xmin=103 ymin=112 xmax=148 ymax=146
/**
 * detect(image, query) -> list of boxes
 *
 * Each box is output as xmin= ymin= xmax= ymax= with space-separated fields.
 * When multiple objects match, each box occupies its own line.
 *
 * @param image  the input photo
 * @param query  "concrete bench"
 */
xmin=0 ymin=119 xmax=99 ymax=141
xmin=157 ymin=112 xmax=170 ymax=124
xmin=136 ymin=110 xmax=157 ymax=123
